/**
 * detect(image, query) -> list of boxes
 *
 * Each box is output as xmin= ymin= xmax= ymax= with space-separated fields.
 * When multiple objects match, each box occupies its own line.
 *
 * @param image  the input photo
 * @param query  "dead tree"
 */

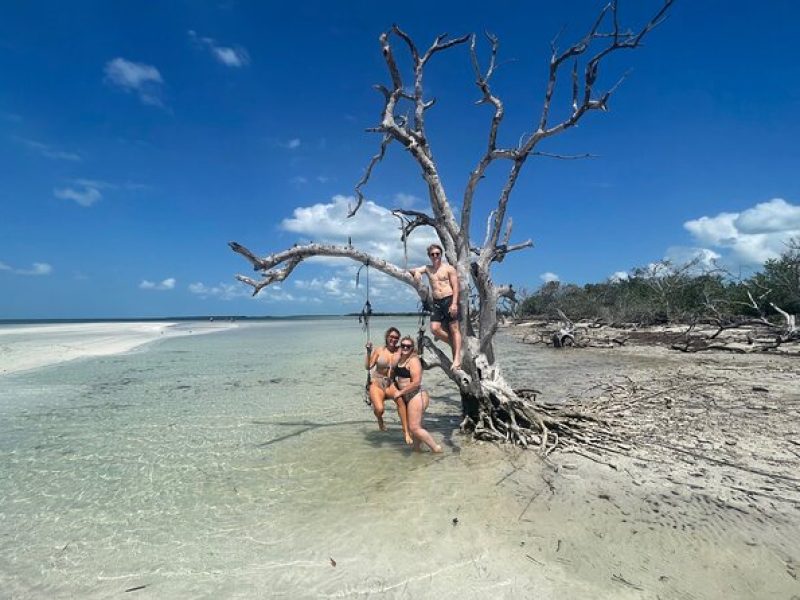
xmin=230 ymin=1 xmax=674 ymax=450
xmin=674 ymin=290 xmax=800 ymax=353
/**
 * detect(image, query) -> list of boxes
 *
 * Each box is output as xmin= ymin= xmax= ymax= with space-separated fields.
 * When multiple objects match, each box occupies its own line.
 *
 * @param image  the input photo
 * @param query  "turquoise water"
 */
xmin=3 ymin=319 xmax=794 ymax=598
xmin=1 ymin=318 xmax=527 ymax=598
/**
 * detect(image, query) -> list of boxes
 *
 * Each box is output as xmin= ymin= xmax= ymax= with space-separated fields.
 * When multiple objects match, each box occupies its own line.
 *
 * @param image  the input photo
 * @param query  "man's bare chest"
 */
xmin=425 ymin=266 xmax=451 ymax=283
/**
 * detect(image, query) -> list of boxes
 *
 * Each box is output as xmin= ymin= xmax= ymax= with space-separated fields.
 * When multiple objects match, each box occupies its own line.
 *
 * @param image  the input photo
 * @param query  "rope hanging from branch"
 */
xmin=356 ymin=260 xmax=373 ymax=340
xmin=356 ymin=260 xmax=373 ymax=405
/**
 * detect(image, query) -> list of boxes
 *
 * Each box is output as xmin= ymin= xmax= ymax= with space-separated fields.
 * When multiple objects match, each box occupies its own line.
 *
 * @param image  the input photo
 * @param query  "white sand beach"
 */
xmin=0 ymin=321 xmax=235 ymax=376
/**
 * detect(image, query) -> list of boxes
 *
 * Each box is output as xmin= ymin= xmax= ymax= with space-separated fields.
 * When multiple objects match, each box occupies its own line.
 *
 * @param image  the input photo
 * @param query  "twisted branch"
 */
xmin=229 ymin=241 xmax=430 ymax=303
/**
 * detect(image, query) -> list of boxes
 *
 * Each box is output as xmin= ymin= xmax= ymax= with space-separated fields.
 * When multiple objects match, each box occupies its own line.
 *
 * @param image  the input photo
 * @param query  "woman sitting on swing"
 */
xmin=365 ymin=327 xmax=411 ymax=444
xmin=386 ymin=336 xmax=442 ymax=453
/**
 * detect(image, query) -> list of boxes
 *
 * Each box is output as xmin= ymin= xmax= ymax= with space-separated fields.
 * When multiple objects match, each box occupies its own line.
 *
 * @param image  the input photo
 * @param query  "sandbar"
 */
xmin=0 ymin=321 xmax=235 ymax=376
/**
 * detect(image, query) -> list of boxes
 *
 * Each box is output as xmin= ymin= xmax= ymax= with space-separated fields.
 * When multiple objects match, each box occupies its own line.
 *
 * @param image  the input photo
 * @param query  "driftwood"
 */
xmin=519 ymin=293 xmax=798 ymax=355
xmin=672 ymin=298 xmax=799 ymax=354
xmin=557 ymin=364 xmax=800 ymax=514
xmin=522 ymin=314 xmax=629 ymax=349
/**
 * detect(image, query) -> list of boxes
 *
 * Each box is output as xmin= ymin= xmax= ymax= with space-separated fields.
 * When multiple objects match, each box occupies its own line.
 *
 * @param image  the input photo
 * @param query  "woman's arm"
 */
xmin=397 ymin=357 xmax=423 ymax=399
xmin=365 ymin=345 xmax=378 ymax=370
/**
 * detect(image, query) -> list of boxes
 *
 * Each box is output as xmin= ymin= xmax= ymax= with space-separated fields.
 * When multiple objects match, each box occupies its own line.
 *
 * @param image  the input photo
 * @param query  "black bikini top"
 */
xmin=393 ymin=363 xmax=412 ymax=380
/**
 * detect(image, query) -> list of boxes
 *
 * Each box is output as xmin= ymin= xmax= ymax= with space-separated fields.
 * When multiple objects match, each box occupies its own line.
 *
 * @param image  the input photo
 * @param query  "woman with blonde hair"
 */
xmin=365 ymin=327 xmax=411 ymax=442
xmin=387 ymin=336 xmax=442 ymax=453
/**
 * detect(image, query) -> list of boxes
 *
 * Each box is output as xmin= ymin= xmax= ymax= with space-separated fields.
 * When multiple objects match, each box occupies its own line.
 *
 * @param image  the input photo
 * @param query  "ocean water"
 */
xmin=0 ymin=318 xmax=549 ymax=598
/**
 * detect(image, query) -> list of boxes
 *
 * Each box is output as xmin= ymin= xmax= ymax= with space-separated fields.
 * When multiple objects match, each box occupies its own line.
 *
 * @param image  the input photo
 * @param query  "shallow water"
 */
xmin=1 ymin=319 xmax=796 ymax=599
xmin=0 ymin=318 xmax=516 ymax=598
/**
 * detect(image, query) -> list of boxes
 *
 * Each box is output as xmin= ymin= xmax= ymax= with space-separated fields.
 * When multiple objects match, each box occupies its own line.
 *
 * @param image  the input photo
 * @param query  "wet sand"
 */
xmin=485 ymin=333 xmax=800 ymax=598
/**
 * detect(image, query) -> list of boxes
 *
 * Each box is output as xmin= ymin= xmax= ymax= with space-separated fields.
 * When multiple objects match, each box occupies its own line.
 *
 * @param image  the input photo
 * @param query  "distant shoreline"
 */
xmin=0 ymin=313 xmax=421 ymax=326
xmin=0 ymin=315 xmax=337 ymax=325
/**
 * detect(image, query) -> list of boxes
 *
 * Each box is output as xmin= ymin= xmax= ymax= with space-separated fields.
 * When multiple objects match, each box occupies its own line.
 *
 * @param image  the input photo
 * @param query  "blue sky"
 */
xmin=1 ymin=1 xmax=799 ymax=318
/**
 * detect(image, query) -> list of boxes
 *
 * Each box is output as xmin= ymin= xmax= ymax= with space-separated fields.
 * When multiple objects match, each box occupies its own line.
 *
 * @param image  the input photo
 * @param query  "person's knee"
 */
xmin=430 ymin=322 xmax=443 ymax=335
xmin=373 ymin=407 xmax=384 ymax=417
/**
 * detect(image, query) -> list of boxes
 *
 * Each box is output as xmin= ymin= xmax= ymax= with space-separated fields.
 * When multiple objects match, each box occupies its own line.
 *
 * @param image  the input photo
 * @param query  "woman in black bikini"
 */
xmin=365 ymin=327 xmax=410 ymax=442
xmin=387 ymin=336 xmax=442 ymax=453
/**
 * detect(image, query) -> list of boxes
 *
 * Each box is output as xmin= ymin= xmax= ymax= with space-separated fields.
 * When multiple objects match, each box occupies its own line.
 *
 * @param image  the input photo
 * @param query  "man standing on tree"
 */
xmin=410 ymin=243 xmax=463 ymax=371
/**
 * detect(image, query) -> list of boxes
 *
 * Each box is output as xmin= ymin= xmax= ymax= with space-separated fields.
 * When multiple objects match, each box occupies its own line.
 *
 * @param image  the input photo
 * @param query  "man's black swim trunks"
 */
xmin=430 ymin=295 xmax=460 ymax=326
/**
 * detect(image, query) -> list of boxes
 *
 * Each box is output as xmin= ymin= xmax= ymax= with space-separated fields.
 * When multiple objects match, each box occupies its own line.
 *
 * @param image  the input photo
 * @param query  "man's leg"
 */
xmin=430 ymin=320 xmax=451 ymax=344
xmin=448 ymin=319 xmax=462 ymax=370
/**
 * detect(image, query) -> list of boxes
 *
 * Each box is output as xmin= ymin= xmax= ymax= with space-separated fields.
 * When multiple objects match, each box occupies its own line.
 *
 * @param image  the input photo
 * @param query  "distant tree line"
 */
xmin=517 ymin=239 xmax=800 ymax=325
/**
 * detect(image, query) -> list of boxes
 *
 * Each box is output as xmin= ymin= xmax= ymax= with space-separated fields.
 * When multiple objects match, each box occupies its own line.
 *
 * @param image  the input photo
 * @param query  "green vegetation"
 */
xmin=517 ymin=240 xmax=800 ymax=325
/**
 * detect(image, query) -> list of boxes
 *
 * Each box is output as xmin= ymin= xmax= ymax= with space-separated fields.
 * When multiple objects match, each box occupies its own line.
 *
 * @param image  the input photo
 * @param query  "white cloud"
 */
xmin=189 ymin=282 xmax=246 ymax=300
xmin=104 ymin=58 xmax=164 ymax=107
xmin=18 ymin=263 xmax=53 ymax=276
xmin=140 ymin=278 xmax=175 ymax=291
xmin=293 ymin=267 xmax=419 ymax=308
xmin=664 ymin=246 xmax=721 ymax=270
xmin=189 ymin=281 xmax=319 ymax=304
xmin=540 ymin=272 xmax=560 ymax=283
xmin=735 ymin=198 xmax=800 ymax=234
xmin=270 ymin=137 xmax=303 ymax=151
xmin=609 ymin=271 xmax=629 ymax=282
xmin=394 ymin=193 xmax=421 ymax=209
xmin=0 ymin=261 xmax=53 ymax=276
xmin=293 ymin=276 xmax=357 ymax=301
xmin=15 ymin=137 xmax=81 ymax=161
xmin=684 ymin=198 xmax=800 ymax=266
xmin=53 ymin=178 xmax=145 ymax=207
xmin=188 ymin=30 xmax=250 ymax=68
xmin=54 ymin=184 xmax=102 ymax=207
xmin=212 ymin=46 xmax=249 ymax=67
xmin=281 ymin=194 xmax=438 ymax=267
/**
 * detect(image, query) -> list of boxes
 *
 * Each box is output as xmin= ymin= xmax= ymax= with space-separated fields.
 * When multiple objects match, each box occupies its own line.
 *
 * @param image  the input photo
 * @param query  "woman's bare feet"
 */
xmin=431 ymin=444 xmax=443 ymax=453
xmin=404 ymin=432 xmax=413 ymax=445
xmin=377 ymin=418 xmax=387 ymax=432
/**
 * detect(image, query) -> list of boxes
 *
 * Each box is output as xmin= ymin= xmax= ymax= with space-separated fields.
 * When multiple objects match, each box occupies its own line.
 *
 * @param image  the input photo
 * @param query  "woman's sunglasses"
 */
xmin=400 ymin=343 xmax=414 ymax=350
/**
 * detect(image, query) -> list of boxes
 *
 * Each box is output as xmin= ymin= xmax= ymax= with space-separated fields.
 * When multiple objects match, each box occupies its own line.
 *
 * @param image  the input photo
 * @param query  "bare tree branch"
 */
xmin=480 ymin=0 xmax=674 ymax=259
xmin=353 ymin=27 xmax=470 ymax=253
xmin=350 ymin=133 xmax=392 ymax=217
xmin=532 ymin=151 xmax=597 ymax=160
xmin=229 ymin=241 xmax=430 ymax=302
xmin=462 ymin=32 xmax=506 ymax=245
xmin=536 ymin=0 xmax=674 ymax=142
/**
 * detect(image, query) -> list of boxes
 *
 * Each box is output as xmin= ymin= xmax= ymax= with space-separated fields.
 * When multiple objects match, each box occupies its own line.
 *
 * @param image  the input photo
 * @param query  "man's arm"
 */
xmin=447 ymin=265 xmax=459 ymax=313
xmin=409 ymin=266 xmax=426 ymax=282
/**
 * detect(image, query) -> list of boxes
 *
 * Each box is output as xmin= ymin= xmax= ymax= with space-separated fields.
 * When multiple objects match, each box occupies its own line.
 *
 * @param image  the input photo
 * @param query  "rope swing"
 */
xmin=356 ymin=260 xmax=373 ymax=341
xmin=356 ymin=260 xmax=373 ymax=405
